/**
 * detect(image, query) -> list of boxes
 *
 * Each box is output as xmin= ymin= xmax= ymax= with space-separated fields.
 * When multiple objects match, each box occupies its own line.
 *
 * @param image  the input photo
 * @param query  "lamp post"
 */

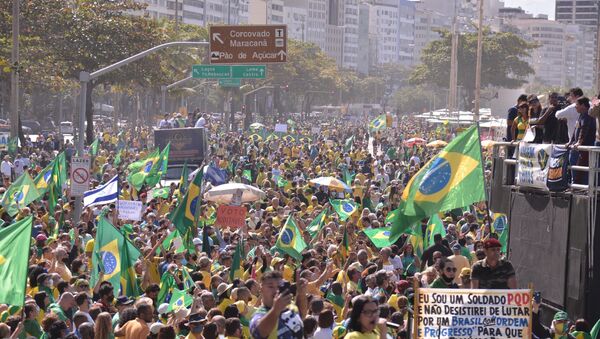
xmin=10 ymin=0 xmax=20 ymax=139
xmin=473 ymin=0 xmax=484 ymax=123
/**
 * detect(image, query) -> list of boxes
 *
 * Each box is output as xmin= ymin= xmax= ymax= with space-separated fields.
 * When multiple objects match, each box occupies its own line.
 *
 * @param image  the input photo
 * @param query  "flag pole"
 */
xmin=475 ymin=122 xmax=492 ymax=222
xmin=21 ymin=216 xmax=33 ymax=314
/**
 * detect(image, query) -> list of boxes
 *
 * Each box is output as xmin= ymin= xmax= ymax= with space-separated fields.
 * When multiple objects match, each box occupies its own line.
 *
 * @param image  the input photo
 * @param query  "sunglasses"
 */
xmin=445 ymin=267 xmax=457 ymax=272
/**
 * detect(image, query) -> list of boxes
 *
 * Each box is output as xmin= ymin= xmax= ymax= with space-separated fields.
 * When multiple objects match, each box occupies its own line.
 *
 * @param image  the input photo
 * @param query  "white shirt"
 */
xmin=556 ymin=103 xmax=579 ymax=140
xmin=313 ymin=327 xmax=333 ymax=339
xmin=1 ymin=160 xmax=12 ymax=177
xmin=195 ymin=116 xmax=206 ymax=128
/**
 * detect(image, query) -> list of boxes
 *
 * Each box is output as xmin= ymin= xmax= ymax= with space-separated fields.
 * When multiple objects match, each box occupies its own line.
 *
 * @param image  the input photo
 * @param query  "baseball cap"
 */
xmin=451 ymin=243 xmax=461 ymax=251
xmin=460 ymin=268 xmax=471 ymax=277
xmin=553 ymin=311 xmax=568 ymax=321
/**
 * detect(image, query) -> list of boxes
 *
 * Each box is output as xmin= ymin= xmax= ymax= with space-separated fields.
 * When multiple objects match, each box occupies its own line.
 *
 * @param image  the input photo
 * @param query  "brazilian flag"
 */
xmin=167 ymin=289 xmax=193 ymax=312
xmin=275 ymin=216 xmax=307 ymax=261
xmin=149 ymin=187 xmax=170 ymax=200
xmin=401 ymin=125 xmax=485 ymax=218
xmin=369 ymin=115 xmax=386 ymax=132
xmin=170 ymin=170 xmax=204 ymax=236
xmin=306 ymin=209 xmax=328 ymax=238
xmin=298 ymin=135 xmax=312 ymax=143
xmin=91 ymin=218 xmax=141 ymax=297
xmin=230 ymin=241 xmax=243 ymax=282
xmin=266 ymin=133 xmax=280 ymax=141
xmin=33 ymin=162 xmax=54 ymax=194
xmin=387 ymin=202 xmax=423 ymax=243
xmin=282 ymin=134 xmax=296 ymax=143
xmin=425 ymin=214 xmax=446 ymax=248
xmin=363 ymin=226 xmax=393 ymax=249
xmin=1 ymin=173 xmax=41 ymax=217
xmin=146 ymin=143 xmax=170 ymax=187
xmin=0 ymin=216 xmax=33 ymax=306
xmin=407 ymin=223 xmax=424 ymax=258
xmin=127 ymin=148 xmax=161 ymax=190
xmin=248 ymin=133 xmax=263 ymax=142
xmin=330 ymin=199 xmax=357 ymax=222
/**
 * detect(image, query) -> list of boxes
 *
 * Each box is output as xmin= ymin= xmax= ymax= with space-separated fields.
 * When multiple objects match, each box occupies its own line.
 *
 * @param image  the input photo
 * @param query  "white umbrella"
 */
xmin=204 ymin=183 xmax=266 ymax=204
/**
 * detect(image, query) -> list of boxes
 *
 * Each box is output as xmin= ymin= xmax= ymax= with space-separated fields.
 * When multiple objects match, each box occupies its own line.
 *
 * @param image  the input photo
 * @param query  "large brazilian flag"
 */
xmin=401 ymin=125 xmax=485 ymax=217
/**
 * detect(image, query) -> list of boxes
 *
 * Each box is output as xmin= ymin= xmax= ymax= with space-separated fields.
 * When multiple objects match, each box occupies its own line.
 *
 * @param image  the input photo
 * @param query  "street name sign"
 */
xmin=193 ymin=65 xmax=266 ymax=79
xmin=219 ymin=79 xmax=242 ymax=87
xmin=209 ymin=25 xmax=287 ymax=64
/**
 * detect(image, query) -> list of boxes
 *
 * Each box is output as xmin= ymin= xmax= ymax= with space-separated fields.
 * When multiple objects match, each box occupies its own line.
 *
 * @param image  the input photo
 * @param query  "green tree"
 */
xmin=410 ymin=29 xmax=537 ymax=108
xmin=1 ymin=0 xmax=208 ymax=143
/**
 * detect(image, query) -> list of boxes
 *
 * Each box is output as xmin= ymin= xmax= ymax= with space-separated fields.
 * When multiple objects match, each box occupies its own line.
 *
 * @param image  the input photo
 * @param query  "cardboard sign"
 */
xmin=215 ymin=205 xmax=247 ymax=228
xmin=415 ymin=288 xmax=532 ymax=339
xmin=274 ymin=123 xmax=288 ymax=133
xmin=117 ymin=200 xmax=143 ymax=221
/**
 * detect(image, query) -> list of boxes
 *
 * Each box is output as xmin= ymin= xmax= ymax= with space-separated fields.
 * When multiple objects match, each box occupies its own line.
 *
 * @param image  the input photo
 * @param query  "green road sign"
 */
xmin=192 ymin=65 xmax=231 ymax=79
xmin=231 ymin=65 xmax=266 ymax=79
xmin=219 ymin=79 xmax=242 ymax=87
xmin=192 ymin=65 xmax=266 ymax=79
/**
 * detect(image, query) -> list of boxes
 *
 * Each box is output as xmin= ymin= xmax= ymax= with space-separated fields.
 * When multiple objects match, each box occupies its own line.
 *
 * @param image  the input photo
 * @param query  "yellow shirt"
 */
xmin=200 ymin=270 xmax=211 ymax=289
xmin=345 ymin=330 xmax=380 ymax=339
xmin=217 ymin=298 xmax=233 ymax=313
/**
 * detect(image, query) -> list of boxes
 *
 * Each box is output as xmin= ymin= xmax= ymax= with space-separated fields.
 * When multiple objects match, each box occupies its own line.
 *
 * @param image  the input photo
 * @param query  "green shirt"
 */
xmin=22 ymin=319 xmax=43 ymax=338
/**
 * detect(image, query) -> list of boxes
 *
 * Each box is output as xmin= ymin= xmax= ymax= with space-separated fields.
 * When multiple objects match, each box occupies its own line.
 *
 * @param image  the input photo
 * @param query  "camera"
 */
xmin=278 ymin=280 xmax=296 ymax=295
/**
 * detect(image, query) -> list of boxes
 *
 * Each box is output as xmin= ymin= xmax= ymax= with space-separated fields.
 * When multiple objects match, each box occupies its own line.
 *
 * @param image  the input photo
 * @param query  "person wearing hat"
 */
xmin=470 ymin=238 xmax=517 ymax=289
xmin=459 ymin=268 xmax=471 ymax=288
xmin=112 ymin=296 xmax=134 ymax=329
xmin=216 ymin=283 xmax=234 ymax=313
xmin=532 ymin=297 xmax=576 ymax=339
xmin=448 ymin=243 xmax=470 ymax=285
xmin=185 ymin=312 xmax=207 ymax=339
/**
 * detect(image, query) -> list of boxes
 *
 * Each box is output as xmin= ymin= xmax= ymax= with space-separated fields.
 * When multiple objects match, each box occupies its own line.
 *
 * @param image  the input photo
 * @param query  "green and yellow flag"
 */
xmin=1 ymin=173 xmax=41 ymax=216
xmin=170 ymin=171 xmax=204 ymax=236
xmin=363 ymin=226 xmax=393 ymax=249
xmin=146 ymin=143 xmax=170 ymax=188
xmin=401 ymin=125 xmax=485 ymax=218
xmin=167 ymin=289 xmax=193 ymax=312
xmin=33 ymin=162 xmax=54 ymax=195
xmin=330 ymin=199 xmax=357 ymax=222
xmin=425 ymin=214 xmax=446 ymax=248
xmin=0 ymin=216 xmax=33 ymax=306
xmin=369 ymin=115 xmax=387 ymax=131
xmin=230 ymin=241 xmax=243 ymax=282
xmin=127 ymin=148 xmax=160 ymax=190
xmin=149 ymin=187 xmax=170 ymax=200
xmin=275 ymin=216 xmax=307 ymax=261
xmin=306 ymin=209 xmax=328 ymax=238
xmin=91 ymin=218 xmax=141 ymax=297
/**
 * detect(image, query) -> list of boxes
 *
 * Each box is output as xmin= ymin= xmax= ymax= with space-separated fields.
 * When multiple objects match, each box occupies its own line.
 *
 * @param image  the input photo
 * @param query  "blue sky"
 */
xmin=502 ymin=0 xmax=555 ymax=20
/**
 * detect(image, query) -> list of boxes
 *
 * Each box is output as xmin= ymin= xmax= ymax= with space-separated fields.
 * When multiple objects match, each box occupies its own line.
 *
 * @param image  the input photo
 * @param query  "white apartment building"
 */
xmin=509 ymin=18 xmax=595 ymax=88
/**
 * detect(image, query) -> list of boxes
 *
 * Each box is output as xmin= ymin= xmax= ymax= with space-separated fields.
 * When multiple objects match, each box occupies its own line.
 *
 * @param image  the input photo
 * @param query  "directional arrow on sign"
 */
xmin=277 ymin=50 xmax=287 ymax=61
xmin=212 ymin=32 xmax=224 ymax=44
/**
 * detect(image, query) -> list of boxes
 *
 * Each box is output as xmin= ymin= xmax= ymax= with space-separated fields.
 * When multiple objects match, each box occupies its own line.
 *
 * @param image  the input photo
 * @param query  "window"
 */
xmin=183 ymin=10 xmax=204 ymax=20
xmin=184 ymin=0 xmax=204 ymax=7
